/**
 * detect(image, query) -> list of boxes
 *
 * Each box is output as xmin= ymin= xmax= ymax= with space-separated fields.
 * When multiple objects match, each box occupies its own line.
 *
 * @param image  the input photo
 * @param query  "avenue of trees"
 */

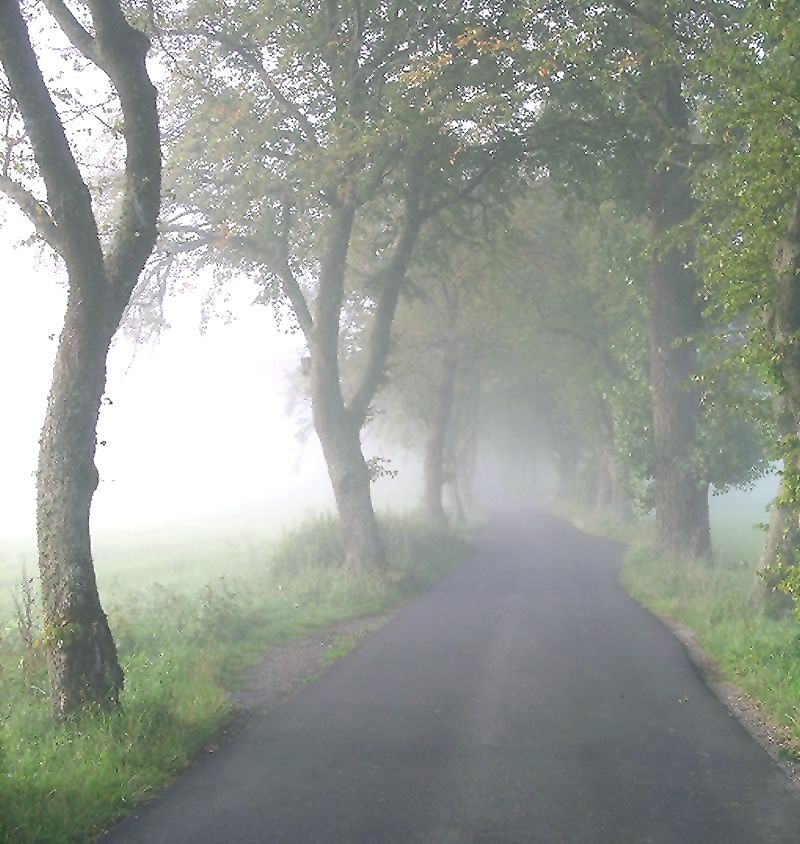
xmin=1 ymin=0 xmax=797 ymax=717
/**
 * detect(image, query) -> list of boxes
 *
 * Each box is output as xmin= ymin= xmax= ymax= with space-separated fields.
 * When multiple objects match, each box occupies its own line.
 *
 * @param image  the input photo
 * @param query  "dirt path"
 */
xmin=103 ymin=511 xmax=800 ymax=843
xmin=230 ymin=614 xmax=389 ymax=713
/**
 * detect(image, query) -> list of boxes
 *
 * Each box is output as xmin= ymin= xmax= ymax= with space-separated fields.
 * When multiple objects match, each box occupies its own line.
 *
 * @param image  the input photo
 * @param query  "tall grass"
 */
xmin=0 ymin=512 xmax=469 ymax=844
xmin=618 ymin=517 xmax=800 ymax=753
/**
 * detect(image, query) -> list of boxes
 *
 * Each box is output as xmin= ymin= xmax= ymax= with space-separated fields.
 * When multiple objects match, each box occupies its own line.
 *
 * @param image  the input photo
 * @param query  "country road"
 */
xmin=103 ymin=512 xmax=800 ymax=843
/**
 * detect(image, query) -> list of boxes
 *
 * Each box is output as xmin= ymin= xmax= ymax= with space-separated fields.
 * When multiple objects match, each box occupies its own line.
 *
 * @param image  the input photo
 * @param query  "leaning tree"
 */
xmin=149 ymin=0 xmax=533 ymax=571
xmin=0 ymin=1 xmax=161 ymax=718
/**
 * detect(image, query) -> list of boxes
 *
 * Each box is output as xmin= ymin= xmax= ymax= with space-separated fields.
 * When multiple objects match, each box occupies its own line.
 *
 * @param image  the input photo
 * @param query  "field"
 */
xmin=0 ymin=511 xmax=469 ymax=844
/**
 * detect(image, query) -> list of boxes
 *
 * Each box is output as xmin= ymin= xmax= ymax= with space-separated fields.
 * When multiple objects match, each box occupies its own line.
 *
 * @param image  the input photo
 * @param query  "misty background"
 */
xmin=0 ymin=210 xmax=433 ymax=546
xmin=1 ymin=196 xmax=777 ymax=550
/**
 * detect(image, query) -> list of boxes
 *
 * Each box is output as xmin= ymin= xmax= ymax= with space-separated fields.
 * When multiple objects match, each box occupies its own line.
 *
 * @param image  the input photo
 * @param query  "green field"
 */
xmin=0 ymin=511 xmax=469 ymax=844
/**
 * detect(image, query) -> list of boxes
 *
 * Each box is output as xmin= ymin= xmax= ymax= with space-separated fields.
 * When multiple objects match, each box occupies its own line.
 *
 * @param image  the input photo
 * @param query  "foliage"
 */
xmin=137 ymin=0 xmax=534 ymax=331
xmin=693 ymin=0 xmax=800 ymax=580
xmin=695 ymin=0 xmax=800 ymax=332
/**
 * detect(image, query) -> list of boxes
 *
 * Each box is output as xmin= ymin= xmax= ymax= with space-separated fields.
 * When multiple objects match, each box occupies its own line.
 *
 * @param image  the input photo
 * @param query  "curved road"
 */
xmin=104 ymin=512 xmax=800 ymax=843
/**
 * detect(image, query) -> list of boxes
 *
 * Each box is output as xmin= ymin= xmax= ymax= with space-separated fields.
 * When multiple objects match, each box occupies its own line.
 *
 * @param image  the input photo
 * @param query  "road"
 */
xmin=103 ymin=511 xmax=800 ymax=843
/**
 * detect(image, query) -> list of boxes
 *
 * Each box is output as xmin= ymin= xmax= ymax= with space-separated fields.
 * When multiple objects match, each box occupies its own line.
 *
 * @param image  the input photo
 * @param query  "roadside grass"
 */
xmin=615 ymin=511 xmax=800 ymax=752
xmin=0 ymin=512 xmax=469 ymax=844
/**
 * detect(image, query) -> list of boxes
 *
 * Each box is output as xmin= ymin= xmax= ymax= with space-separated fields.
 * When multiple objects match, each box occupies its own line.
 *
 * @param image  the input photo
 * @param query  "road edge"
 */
xmin=646 ymin=609 xmax=800 ymax=788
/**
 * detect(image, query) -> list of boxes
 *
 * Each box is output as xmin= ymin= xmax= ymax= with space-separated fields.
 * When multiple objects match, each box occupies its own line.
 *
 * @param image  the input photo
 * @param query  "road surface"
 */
xmin=103 ymin=511 xmax=800 ymax=843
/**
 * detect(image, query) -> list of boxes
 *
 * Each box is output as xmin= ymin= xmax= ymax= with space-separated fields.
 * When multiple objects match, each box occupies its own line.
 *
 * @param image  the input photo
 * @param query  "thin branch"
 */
xmin=41 ymin=0 xmax=104 ymax=69
xmin=422 ymin=158 xmax=499 ymax=221
xmin=276 ymin=200 xmax=313 ymax=335
xmin=0 ymin=173 xmax=60 ymax=250
xmin=211 ymin=30 xmax=321 ymax=149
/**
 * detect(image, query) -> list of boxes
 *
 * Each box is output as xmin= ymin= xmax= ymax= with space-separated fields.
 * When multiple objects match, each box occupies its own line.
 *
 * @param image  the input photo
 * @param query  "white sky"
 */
xmin=0 ymin=19 xmax=427 ymax=546
xmin=0 ymin=208 xmax=345 ymax=540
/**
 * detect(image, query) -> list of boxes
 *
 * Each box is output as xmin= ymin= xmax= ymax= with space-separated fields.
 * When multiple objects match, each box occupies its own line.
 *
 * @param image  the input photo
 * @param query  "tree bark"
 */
xmin=0 ymin=2 xmax=160 ymax=717
xmin=312 ymin=395 xmax=386 ymax=573
xmin=647 ymin=67 xmax=711 ymax=560
xmin=37 ymin=293 xmax=123 ymax=714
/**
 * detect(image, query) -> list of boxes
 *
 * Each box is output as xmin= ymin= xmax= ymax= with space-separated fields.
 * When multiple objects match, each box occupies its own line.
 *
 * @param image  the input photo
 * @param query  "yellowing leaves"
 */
xmin=453 ymin=27 xmax=510 ymax=56
xmin=538 ymin=58 xmax=558 ymax=77
xmin=399 ymin=27 xmax=515 ymax=88
xmin=399 ymin=51 xmax=453 ymax=86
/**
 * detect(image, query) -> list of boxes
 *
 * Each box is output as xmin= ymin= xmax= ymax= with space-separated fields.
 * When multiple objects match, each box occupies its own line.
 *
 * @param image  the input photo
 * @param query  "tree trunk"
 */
xmin=312 ymin=398 xmax=386 ymax=573
xmin=649 ymin=253 xmax=711 ymax=559
xmin=608 ymin=456 xmax=632 ymax=523
xmin=423 ymin=350 xmax=458 ymax=522
xmin=555 ymin=446 xmax=579 ymax=502
xmin=757 ymin=188 xmax=800 ymax=599
xmin=37 ymin=293 xmax=123 ymax=717
xmin=0 ymin=2 xmax=161 ymax=719
xmin=304 ymin=207 xmax=387 ymax=573
xmin=593 ymin=451 xmax=613 ymax=513
xmin=647 ymin=68 xmax=711 ymax=560
xmin=447 ymin=476 xmax=467 ymax=523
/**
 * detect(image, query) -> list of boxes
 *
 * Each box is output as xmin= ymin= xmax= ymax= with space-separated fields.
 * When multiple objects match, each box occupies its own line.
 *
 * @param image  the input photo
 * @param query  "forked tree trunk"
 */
xmin=647 ymin=68 xmax=711 ymax=560
xmin=291 ymin=186 xmax=423 ymax=574
xmin=306 ymin=205 xmax=387 ymax=572
xmin=0 ymin=3 xmax=161 ymax=718
xmin=313 ymin=401 xmax=386 ymax=573
xmin=37 ymin=294 xmax=123 ymax=713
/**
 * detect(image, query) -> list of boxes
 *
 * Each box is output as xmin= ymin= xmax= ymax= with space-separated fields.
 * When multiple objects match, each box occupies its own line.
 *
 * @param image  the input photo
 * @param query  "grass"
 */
xmin=0 ymin=512 xmax=469 ymax=844
xmin=613 ymin=509 xmax=800 ymax=753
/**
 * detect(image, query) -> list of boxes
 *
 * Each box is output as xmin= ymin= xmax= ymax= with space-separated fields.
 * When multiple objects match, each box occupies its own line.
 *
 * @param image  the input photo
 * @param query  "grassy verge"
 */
xmin=0 ymin=513 xmax=469 ymax=844
xmin=582 ymin=509 xmax=800 ymax=758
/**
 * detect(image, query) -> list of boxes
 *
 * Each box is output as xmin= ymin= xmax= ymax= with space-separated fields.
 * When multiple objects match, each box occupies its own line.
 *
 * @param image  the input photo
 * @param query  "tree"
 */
xmin=530 ymin=0 xmax=723 ymax=557
xmin=150 ymin=0 xmax=530 ymax=571
xmin=383 ymin=222 xmax=500 ymax=522
xmin=695 ymin=0 xmax=800 ymax=582
xmin=492 ymin=187 xmax=653 ymax=520
xmin=0 ymin=1 xmax=161 ymax=718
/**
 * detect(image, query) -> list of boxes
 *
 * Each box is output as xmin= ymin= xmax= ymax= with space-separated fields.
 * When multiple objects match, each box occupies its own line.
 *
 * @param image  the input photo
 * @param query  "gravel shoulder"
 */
xmin=230 ymin=613 xmax=390 ymax=714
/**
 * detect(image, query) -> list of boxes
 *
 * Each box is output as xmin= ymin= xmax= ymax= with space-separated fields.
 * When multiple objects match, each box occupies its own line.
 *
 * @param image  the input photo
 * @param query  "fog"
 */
xmin=0 ymin=212 xmax=777 ymax=549
xmin=0 ymin=218 xmax=424 ymax=544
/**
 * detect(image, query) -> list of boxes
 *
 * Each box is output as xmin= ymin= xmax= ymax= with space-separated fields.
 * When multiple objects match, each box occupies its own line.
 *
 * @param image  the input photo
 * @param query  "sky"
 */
xmin=0 ymin=207 xmax=348 ymax=540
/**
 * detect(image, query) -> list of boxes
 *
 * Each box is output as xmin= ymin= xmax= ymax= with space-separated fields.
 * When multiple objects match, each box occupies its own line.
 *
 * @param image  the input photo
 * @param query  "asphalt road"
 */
xmin=103 ymin=511 xmax=800 ymax=843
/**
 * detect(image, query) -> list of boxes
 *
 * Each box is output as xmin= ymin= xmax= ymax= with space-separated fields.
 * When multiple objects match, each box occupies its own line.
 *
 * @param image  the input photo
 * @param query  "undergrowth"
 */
xmin=0 ymin=513 xmax=469 ymax=844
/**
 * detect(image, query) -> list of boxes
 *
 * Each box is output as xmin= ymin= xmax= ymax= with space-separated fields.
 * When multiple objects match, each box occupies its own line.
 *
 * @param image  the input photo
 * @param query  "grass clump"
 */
xmin=0 ymin=512 xmax=469 ymax=844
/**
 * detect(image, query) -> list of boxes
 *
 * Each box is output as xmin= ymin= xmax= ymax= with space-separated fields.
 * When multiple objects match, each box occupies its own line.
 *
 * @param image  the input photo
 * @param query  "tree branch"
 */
xmin=42 ymin=0 xmax=104 ymax=69
xmin=0 ymin=173 xmax=60 ymax=250
xmin=275 ymin=200 xmax=314 ymax=335
xmin=83 ymin=2 xmax=161 ymax=308
xmin=210 ymin=30 xmax=321 ymax=149
xmin=0 ymin=1 xmax=105 ymax=288
xmin=347 ymin=176 xmax=424 ymax=425
xmin=422 ymin=157 xmax=499 ymax=221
